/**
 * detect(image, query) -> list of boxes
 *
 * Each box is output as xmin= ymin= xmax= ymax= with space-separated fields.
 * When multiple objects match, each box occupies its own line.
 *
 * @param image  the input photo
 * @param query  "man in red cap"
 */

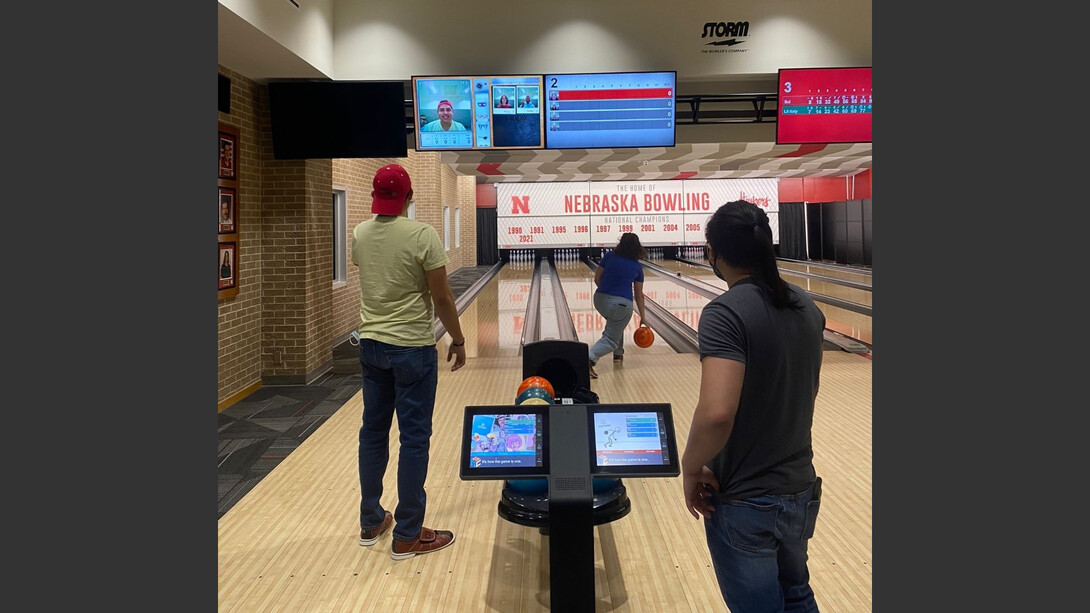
xmin=420 ymin=99 xmax=466 ymax=132
xmin=351 ymin=163 xmax=466 ymax=560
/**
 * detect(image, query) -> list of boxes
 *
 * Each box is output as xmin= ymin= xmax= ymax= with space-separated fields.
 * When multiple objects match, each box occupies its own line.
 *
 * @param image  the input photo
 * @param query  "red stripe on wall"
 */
xmin=670 ymin=171 xmax=698 ymax=180
xmin=477 ymin=163 xmax=505 ymax=176
xmin=777 ymin=144 xmax=827 ymax=158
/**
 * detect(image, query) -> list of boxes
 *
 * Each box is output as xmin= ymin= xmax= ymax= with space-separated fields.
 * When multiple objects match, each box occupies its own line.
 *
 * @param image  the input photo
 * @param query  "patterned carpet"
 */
xmin=217 ymin=265 xmax=494 ymax=519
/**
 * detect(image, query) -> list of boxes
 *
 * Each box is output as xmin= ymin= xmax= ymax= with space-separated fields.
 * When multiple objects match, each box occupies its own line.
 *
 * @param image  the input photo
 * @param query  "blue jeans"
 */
xmin=588 ymin=292 xmax=633 ymax=363
xmin=358 ymin=339 xmax=438 ymax=542
xmin=704 ymin=481 xmax=822 ymax=613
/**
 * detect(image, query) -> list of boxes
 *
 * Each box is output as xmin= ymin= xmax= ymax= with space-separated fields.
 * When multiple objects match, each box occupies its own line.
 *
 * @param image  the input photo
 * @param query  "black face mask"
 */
xmin=708 ymin=250 xmax=726 ymax=282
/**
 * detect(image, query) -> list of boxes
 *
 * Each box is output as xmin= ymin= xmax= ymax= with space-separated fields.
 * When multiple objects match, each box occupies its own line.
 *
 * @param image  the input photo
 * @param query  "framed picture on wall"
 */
xmin=218 ymin=187 xmax=236 ymax=234
xmin=218 ymin=131 xmax=237 ymax=180
xmin=218 ymin=241 xmax=237 ymax=291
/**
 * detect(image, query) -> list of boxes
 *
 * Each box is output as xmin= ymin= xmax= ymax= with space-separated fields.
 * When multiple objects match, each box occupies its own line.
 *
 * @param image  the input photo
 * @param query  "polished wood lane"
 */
xmin=777 ymin=260 xmax=872 ymax=286
xmin=653 ymin=259 xmax=872 ymax=347
xmin=451 ymin=261 xmax=534 ymax=359
xmin=219 ymin=344 xmax=872 ymax=612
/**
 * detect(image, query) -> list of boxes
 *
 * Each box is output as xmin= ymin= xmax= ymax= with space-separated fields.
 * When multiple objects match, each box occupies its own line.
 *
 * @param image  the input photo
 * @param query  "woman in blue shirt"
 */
xmin=588 ymin=232 xmax=649 ymax=378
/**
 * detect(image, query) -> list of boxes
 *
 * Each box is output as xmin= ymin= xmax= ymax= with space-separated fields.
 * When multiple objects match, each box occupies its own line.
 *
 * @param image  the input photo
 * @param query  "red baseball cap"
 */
xmin=371 ymin=163 xmax=413 ymax=215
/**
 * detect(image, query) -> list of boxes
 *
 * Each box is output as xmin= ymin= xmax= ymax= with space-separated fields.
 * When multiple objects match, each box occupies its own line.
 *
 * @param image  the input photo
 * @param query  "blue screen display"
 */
xmin=544 ymin=71 xmax=677 ymax=149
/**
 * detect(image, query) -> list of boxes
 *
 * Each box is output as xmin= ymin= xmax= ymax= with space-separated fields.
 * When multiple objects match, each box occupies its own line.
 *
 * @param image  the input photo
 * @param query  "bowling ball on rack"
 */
xmin=518 ymin=396 xmax=552 ymax=405
xmin=516 ymin=375 xmax=555 ymax=399
xmin=516 ymin=386 xmax=554 ymax=405
xmin=634 ymin=325 xmax=655 ymax=348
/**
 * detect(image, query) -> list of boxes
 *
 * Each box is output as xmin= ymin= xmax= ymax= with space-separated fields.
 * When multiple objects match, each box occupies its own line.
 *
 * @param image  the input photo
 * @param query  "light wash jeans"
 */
xmin=588 ymin=292 xmax=633 ymax=364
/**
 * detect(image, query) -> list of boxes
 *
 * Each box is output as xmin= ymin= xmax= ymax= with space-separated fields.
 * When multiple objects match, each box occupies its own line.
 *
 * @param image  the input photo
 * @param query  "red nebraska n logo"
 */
xmin=510 ymin=196 xmax=529 ymax=214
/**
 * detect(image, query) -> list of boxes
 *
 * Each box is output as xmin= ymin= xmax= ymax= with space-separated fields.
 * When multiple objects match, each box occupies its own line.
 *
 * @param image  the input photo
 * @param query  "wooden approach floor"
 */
xmin=218 ymin=348 xmax=872 ymax=613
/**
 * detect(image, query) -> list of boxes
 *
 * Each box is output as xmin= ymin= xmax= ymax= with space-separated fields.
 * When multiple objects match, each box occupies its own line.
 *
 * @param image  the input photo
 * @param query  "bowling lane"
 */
xmin=777 ymin=258 xmax=872 ymax=287
xmin=552 ymin=257 xmax=692 ymax=358
xmin=654 ymin=258 xmax=872 ymax=346
xmin=676 ymin=256 xmax=871 ymax=308
xmin=451 ymin=258 xmax=536 ymax=359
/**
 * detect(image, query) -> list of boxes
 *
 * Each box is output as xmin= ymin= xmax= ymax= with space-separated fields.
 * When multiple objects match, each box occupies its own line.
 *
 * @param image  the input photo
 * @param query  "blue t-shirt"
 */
xmin=596 ymin=252 xmax=644 ymax=300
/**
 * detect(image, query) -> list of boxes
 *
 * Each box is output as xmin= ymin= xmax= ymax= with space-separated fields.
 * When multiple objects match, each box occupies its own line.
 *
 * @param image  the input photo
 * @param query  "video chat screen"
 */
xmin=412 ymin=75 xmax=544 ymax=151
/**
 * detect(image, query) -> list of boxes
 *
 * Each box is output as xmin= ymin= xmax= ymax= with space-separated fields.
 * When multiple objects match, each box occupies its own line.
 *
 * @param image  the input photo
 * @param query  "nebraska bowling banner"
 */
xmin=496 ymin=179 xmax=779 ymax=248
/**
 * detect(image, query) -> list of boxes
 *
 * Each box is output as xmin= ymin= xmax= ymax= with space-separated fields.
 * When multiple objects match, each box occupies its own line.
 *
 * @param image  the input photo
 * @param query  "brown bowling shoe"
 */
xmin=358 ymin=511 xmax=393 ymax=547
xmin=390 ymin=527 xmax=456 ymax=560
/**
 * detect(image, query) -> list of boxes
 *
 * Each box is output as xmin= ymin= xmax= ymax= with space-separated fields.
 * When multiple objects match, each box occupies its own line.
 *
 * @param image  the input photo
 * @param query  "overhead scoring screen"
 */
xmin=776 ymin=67 xmax=872 ymax=145
xmin=544 ymin=71 xmax=676 ymax=149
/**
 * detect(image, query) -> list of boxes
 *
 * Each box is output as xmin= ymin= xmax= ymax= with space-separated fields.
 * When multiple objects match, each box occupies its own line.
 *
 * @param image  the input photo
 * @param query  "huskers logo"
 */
xmin=510 ymin=196 xmax=530 ymax=214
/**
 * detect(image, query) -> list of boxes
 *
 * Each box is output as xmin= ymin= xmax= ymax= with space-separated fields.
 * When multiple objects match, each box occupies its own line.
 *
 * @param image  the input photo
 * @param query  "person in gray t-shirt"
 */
xmin=681 ymin=199 xmax=826 ymax=613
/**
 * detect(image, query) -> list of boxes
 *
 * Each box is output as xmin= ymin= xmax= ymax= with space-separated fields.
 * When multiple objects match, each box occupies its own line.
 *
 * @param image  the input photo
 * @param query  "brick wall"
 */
xmin=218 ymin=64 xmax=479 ymax=407
xmin=458 ymin=174 xmax=478 ymax=268
xmin=217 ymin=67 xmax=263 ymax=403
xmin=258 ymin=155 xmax=335 ymax=384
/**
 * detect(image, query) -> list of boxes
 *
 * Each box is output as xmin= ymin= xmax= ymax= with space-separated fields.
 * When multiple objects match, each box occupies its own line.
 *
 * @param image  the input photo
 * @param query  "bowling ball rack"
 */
xmin=498 ymin=477 xmax=631 ymax=534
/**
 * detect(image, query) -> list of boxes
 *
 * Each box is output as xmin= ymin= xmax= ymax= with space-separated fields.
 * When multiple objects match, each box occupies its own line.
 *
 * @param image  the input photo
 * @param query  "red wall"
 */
xmin=779 ymin=169 xmax=871 ymax=202
xmin=476 ymin=184 xmax=497 ymax=208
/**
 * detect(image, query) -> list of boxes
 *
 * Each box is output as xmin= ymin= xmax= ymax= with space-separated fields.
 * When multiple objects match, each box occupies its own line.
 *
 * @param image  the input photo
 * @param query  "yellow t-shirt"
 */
xmin=351 ymin=216 xmax=449 ymax=346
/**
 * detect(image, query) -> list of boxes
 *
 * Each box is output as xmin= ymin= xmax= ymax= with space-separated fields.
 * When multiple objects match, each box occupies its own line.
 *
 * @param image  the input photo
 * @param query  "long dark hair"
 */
xmin=705 ymin=200 xmax=796 ymax=309
xmin=613 ymin=232 xmax=647 ymax=260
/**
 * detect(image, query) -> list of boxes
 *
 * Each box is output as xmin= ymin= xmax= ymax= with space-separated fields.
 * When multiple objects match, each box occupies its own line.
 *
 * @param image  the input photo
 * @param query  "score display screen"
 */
xmin=593 ymin=411 xmax=668 ymax=467
xmin=776 ymin=67 xmax=872 ymax=145
xmin=544 ymin=71 xmax=676 ymax=149
xmin=412 ymin=75 xmax=544 ymax=151
xmin=588 ymin=404 xmax=679 ymax=477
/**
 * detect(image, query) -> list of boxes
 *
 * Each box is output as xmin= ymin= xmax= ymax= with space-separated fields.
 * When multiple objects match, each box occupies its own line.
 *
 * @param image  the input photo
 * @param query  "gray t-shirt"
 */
xmin=697 ymin=278 xmax=826 ymax=500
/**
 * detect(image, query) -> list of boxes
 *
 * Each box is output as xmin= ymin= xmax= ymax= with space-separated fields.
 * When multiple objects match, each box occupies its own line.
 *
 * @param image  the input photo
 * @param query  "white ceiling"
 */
xmin=218 ymin=4 xmax=871 ymax=184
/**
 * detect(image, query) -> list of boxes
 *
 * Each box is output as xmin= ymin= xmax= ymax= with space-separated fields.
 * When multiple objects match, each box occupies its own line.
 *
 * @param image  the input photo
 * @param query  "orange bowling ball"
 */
xmin=517 ymin=376 xmax=555 ymax=398
xmin=634 ymin=326 xmax=655 ymax=348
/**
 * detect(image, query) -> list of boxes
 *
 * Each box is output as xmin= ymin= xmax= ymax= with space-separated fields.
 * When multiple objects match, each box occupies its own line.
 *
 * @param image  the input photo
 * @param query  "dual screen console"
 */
xmin=459 ymin=402 xmax=680 ymax=481
xmin=459 ymin=402 xmax=679 ymax=612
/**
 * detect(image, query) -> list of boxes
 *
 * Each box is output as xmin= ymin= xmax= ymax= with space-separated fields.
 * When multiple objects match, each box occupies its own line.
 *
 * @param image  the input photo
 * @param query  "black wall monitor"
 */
xmin=267 ymin=80 xmax=408 ymax=159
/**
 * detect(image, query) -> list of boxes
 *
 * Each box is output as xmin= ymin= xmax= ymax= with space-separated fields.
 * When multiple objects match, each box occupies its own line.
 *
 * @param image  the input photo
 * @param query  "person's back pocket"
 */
xmin=721 ymin=499 xmax=779 ymax=553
